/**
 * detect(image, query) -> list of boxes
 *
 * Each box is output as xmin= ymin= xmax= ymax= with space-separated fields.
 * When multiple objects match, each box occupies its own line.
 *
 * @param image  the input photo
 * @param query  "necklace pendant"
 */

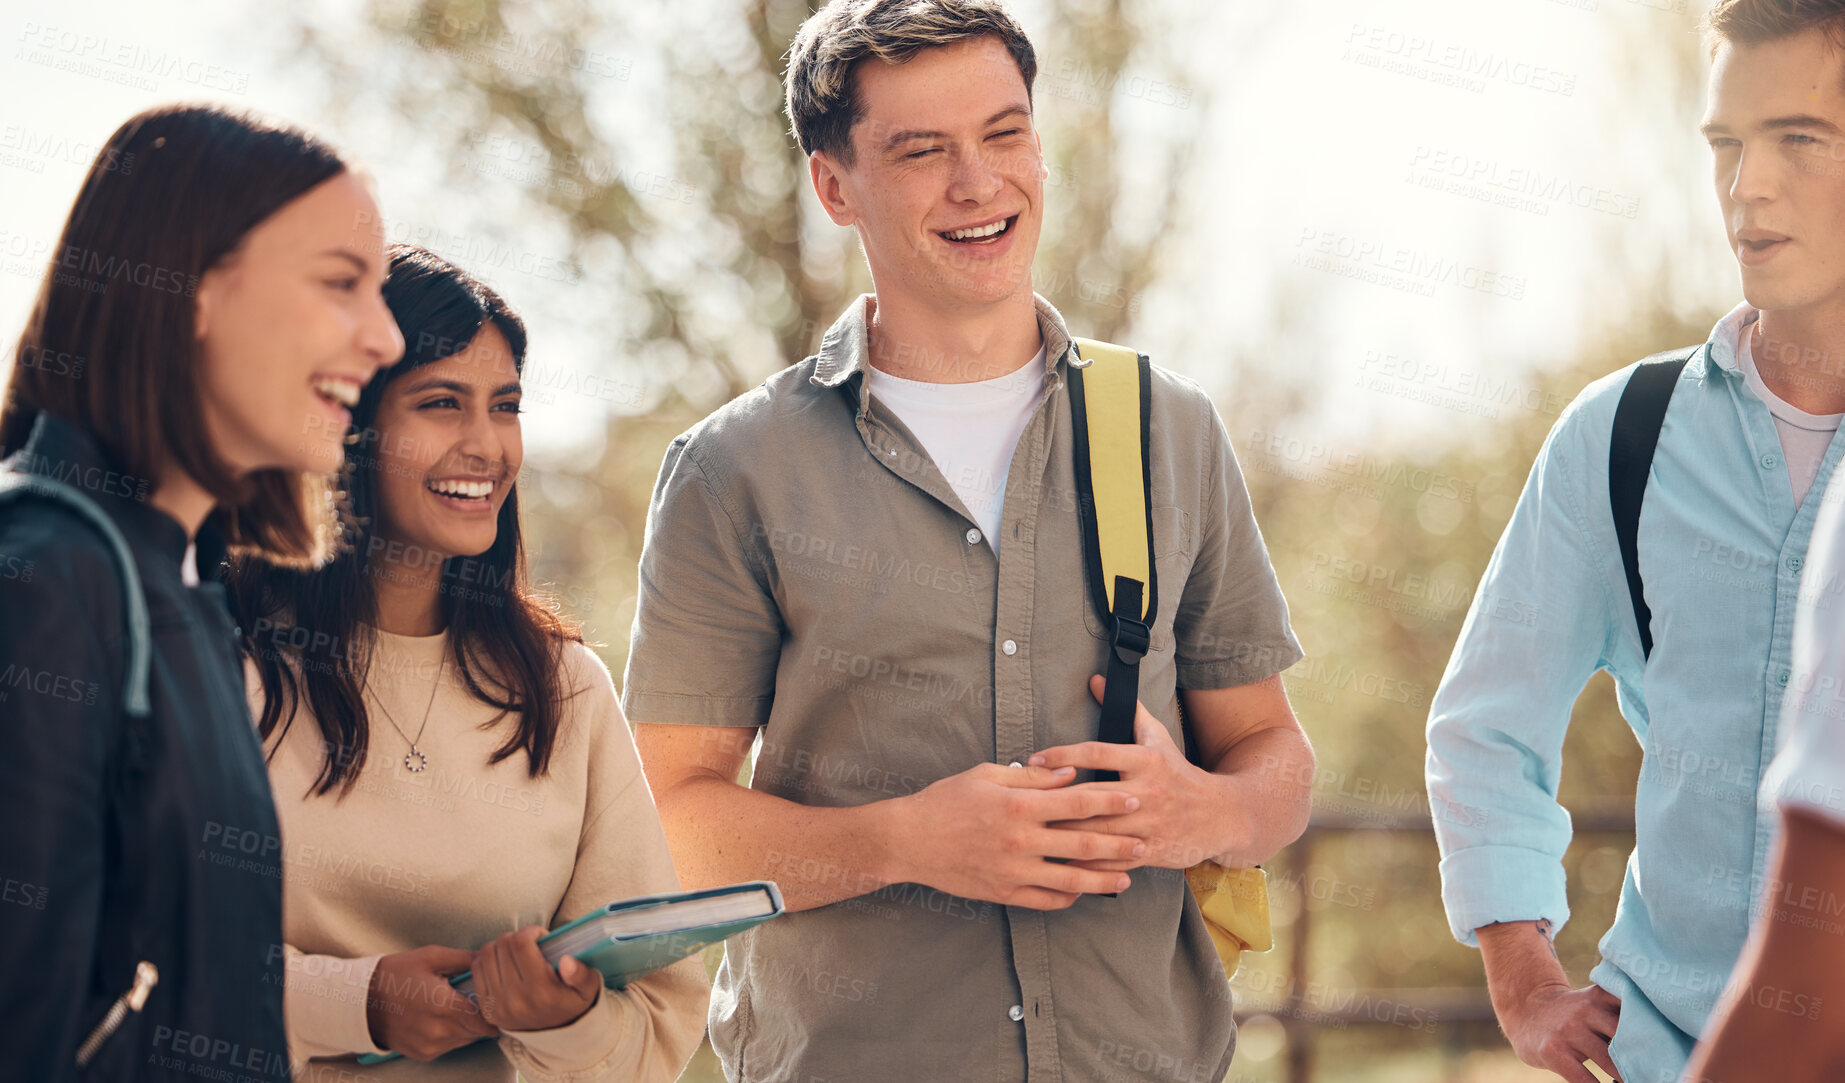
xmin=403 ymin=747 xmax=428 ymax=773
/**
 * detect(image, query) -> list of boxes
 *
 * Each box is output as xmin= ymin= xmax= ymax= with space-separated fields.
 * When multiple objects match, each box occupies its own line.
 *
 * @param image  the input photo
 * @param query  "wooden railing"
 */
xmin=1235 ymin=806 xmax=1636 ymax=1082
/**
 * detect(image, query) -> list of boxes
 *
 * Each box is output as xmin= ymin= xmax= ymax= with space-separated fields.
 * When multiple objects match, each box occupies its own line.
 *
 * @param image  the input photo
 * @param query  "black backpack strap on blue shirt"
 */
xmin=1608 ymin=345 xmax=1698 ymax=660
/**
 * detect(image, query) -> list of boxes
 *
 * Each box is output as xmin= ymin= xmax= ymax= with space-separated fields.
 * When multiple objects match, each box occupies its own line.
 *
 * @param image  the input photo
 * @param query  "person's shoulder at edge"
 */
xmin=1144 ymin=361 xmax=1221 ymax=424
xmin=1526 ymin=346 xmax=1705 ymax=464
xmin=1583 ymin=342 xmax=1712 ymax=417
xmin=0 ymin=496 xmax=131 ymax=652
xmin=667 ymin=354 xmax=842 ymax=461
xmin=558 ymin=638 xmax=619 ymax=709
xmin=553 ymin=639 xmax=641 ymax=764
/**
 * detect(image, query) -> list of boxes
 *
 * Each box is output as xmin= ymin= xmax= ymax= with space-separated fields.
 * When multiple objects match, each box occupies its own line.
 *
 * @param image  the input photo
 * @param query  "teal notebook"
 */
xmin=357 ymin=880 xmax=782 ymax=1065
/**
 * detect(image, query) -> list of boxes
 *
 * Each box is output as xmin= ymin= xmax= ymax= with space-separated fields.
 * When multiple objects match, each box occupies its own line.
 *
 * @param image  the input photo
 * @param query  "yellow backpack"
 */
xmin=1066 ymin=337 xmax=1274 ymax=977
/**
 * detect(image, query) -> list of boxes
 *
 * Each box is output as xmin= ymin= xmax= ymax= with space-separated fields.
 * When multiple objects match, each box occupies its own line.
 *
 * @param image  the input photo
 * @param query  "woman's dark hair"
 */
xmin=228 ymin=244 xmax=582 ymax=796
xmin=0 ymin=102 xmax=352 ymax=564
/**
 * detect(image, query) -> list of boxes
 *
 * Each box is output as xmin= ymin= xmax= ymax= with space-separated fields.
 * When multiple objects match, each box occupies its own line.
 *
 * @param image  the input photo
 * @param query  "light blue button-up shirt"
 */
xmin=1426 ymin=304 xmax=1845 ymax=1083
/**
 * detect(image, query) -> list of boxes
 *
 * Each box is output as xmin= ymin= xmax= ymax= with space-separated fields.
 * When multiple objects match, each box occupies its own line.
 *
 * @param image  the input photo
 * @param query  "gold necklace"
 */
xmin=370 ymin=653 xmax=444 ymax=773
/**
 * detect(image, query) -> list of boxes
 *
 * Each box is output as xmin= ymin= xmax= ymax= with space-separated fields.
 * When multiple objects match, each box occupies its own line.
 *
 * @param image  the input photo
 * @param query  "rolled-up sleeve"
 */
xmin=1425 ymin=405 xmax=1617 ymax=947
xmin=620 ymin=436 xmax=784 ymax=728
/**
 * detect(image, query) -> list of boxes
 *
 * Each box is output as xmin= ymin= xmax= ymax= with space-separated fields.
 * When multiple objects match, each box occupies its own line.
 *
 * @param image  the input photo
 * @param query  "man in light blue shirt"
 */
xmin=1426 ymin=4 xmax=1845 ymax=1081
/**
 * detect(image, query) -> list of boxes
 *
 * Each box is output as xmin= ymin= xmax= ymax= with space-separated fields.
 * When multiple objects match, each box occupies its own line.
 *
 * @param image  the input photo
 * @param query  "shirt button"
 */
xmin=1788 ymin=555 xmax=1805 ymax=573
xmin=1778 ymin=669 xmax=1791 ymax=686
xmin=966 ymin=527 xmax=983 ymax=545
xmin=1002 ymin=639 xmax=1018 ymax=656
xmin=1762 ymin=453 xmax=1780 ymax=469
xmin=1008 ymin=1004 xmax=1024 ymax=1021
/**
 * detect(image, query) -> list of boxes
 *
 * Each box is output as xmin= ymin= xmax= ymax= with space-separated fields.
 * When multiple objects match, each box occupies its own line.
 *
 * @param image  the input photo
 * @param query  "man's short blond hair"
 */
xmin=785 ymin=0 xmax=1037 ymax=164
xmin=1704 ymin=0 xmax=1845 ymax=53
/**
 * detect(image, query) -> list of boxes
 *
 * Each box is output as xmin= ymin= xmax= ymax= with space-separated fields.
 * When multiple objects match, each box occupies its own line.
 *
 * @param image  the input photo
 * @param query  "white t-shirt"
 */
xmin=1737 ymin=318 xmax=1844 ymax=508
xmin=863 ymin=348 xmax=1047 ymax=555
xmin=1766 ymin=476 xmax=1845 ymax=829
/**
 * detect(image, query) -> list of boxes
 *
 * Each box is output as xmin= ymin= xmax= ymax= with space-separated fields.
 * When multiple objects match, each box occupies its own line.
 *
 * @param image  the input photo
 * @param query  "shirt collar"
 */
xmin=809 ymin=292 xmax=1077 ymax=394
xmin=5 ymin=410 xmax=221 ymax=578
xmin=1701 ymin=300 xmax=1759 ymax=377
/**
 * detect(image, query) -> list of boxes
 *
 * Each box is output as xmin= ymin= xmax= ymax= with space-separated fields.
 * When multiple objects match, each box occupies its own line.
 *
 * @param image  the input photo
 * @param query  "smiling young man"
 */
xmin=620 ymin=2 xmax=1313 ymax=1081
xmin=1425 ymin=4 xmax=1845 ymax=1083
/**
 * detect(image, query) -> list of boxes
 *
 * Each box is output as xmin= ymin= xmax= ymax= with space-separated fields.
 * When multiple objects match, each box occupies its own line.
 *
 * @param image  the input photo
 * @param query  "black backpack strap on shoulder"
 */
xmin=1608 ymin=346 xmax=1697 ymax=660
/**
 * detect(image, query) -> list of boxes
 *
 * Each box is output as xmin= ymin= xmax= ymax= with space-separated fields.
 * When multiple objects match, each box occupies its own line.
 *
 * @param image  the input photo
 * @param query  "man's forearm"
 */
xmin=1477 ymin=920 xmax=1570 ymax=1015
xmin=1212 ymin=724 xmax=1314 ymax=865
xmin=652 ymin=773 xmax=902 ymax=913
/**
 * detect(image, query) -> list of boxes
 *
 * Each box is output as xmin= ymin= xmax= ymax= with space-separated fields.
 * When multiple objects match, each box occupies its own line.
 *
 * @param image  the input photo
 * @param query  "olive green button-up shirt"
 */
xmin=621 ymin=294 xmax=1303 ymax=1083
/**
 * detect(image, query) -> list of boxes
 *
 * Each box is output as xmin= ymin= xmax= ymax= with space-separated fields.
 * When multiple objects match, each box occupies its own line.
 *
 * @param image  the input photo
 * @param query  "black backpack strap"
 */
xmin=1608 ymin=346 xmax=1697 ymax=660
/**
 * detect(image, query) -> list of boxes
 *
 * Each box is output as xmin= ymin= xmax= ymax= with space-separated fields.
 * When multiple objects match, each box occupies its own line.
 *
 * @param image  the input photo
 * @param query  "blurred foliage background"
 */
xmin=0 ymin=0 xmax=1740 ymax=1078
xmin=281 ymin=1 xmax=1715 ymax=1080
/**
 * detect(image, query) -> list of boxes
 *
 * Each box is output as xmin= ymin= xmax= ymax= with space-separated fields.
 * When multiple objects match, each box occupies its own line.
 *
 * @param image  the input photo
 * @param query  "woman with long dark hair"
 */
xmin=0 ymin=104 xmax=402 ymax=1078
xmin=228 ymin=245 xmax=705 ymax=1081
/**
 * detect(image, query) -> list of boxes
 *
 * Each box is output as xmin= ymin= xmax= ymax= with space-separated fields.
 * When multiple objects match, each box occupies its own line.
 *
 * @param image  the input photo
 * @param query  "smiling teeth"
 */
xmin=946 ymin=219 xmax=1009 ymax=241
xmin=312 ymin=378 xmax=361 ymax=408
xmin=428 ymin=479 xmax=494 ymax=499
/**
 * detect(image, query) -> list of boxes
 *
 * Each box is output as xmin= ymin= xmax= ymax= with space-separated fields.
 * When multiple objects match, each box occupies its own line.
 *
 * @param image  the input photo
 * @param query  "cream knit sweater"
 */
xmin=248 ymin=628 xmax=708 ymax=1082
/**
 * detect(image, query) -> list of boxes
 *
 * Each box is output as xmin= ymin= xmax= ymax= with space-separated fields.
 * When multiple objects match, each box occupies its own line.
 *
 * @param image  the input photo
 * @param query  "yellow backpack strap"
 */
xmin=1070 ymin=340 xmax=1275 ymax=980
xmin=1067 ymin=337 xmax=1155 ymax=762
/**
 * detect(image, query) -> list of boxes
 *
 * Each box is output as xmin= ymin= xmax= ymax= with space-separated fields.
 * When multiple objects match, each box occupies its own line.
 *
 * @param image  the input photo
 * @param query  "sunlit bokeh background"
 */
xmin=0 ymin=1 xmax=1736 ymax=1079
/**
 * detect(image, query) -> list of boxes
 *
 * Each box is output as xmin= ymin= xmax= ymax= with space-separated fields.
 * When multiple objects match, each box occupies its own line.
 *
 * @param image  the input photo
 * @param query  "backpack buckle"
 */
xmin=1111 ymin=615 xmax=1151 ymax=664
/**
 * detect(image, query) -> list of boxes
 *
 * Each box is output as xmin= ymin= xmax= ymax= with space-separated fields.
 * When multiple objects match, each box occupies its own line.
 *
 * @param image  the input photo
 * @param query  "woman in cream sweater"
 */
xmin=228 ymin=245 xmax=707 ymax=1081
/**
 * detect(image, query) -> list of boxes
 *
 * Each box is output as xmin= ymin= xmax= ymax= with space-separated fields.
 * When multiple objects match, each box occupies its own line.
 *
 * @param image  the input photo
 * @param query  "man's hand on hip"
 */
xmin=1477 ymin=921 xmax=1622 ymax=1083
